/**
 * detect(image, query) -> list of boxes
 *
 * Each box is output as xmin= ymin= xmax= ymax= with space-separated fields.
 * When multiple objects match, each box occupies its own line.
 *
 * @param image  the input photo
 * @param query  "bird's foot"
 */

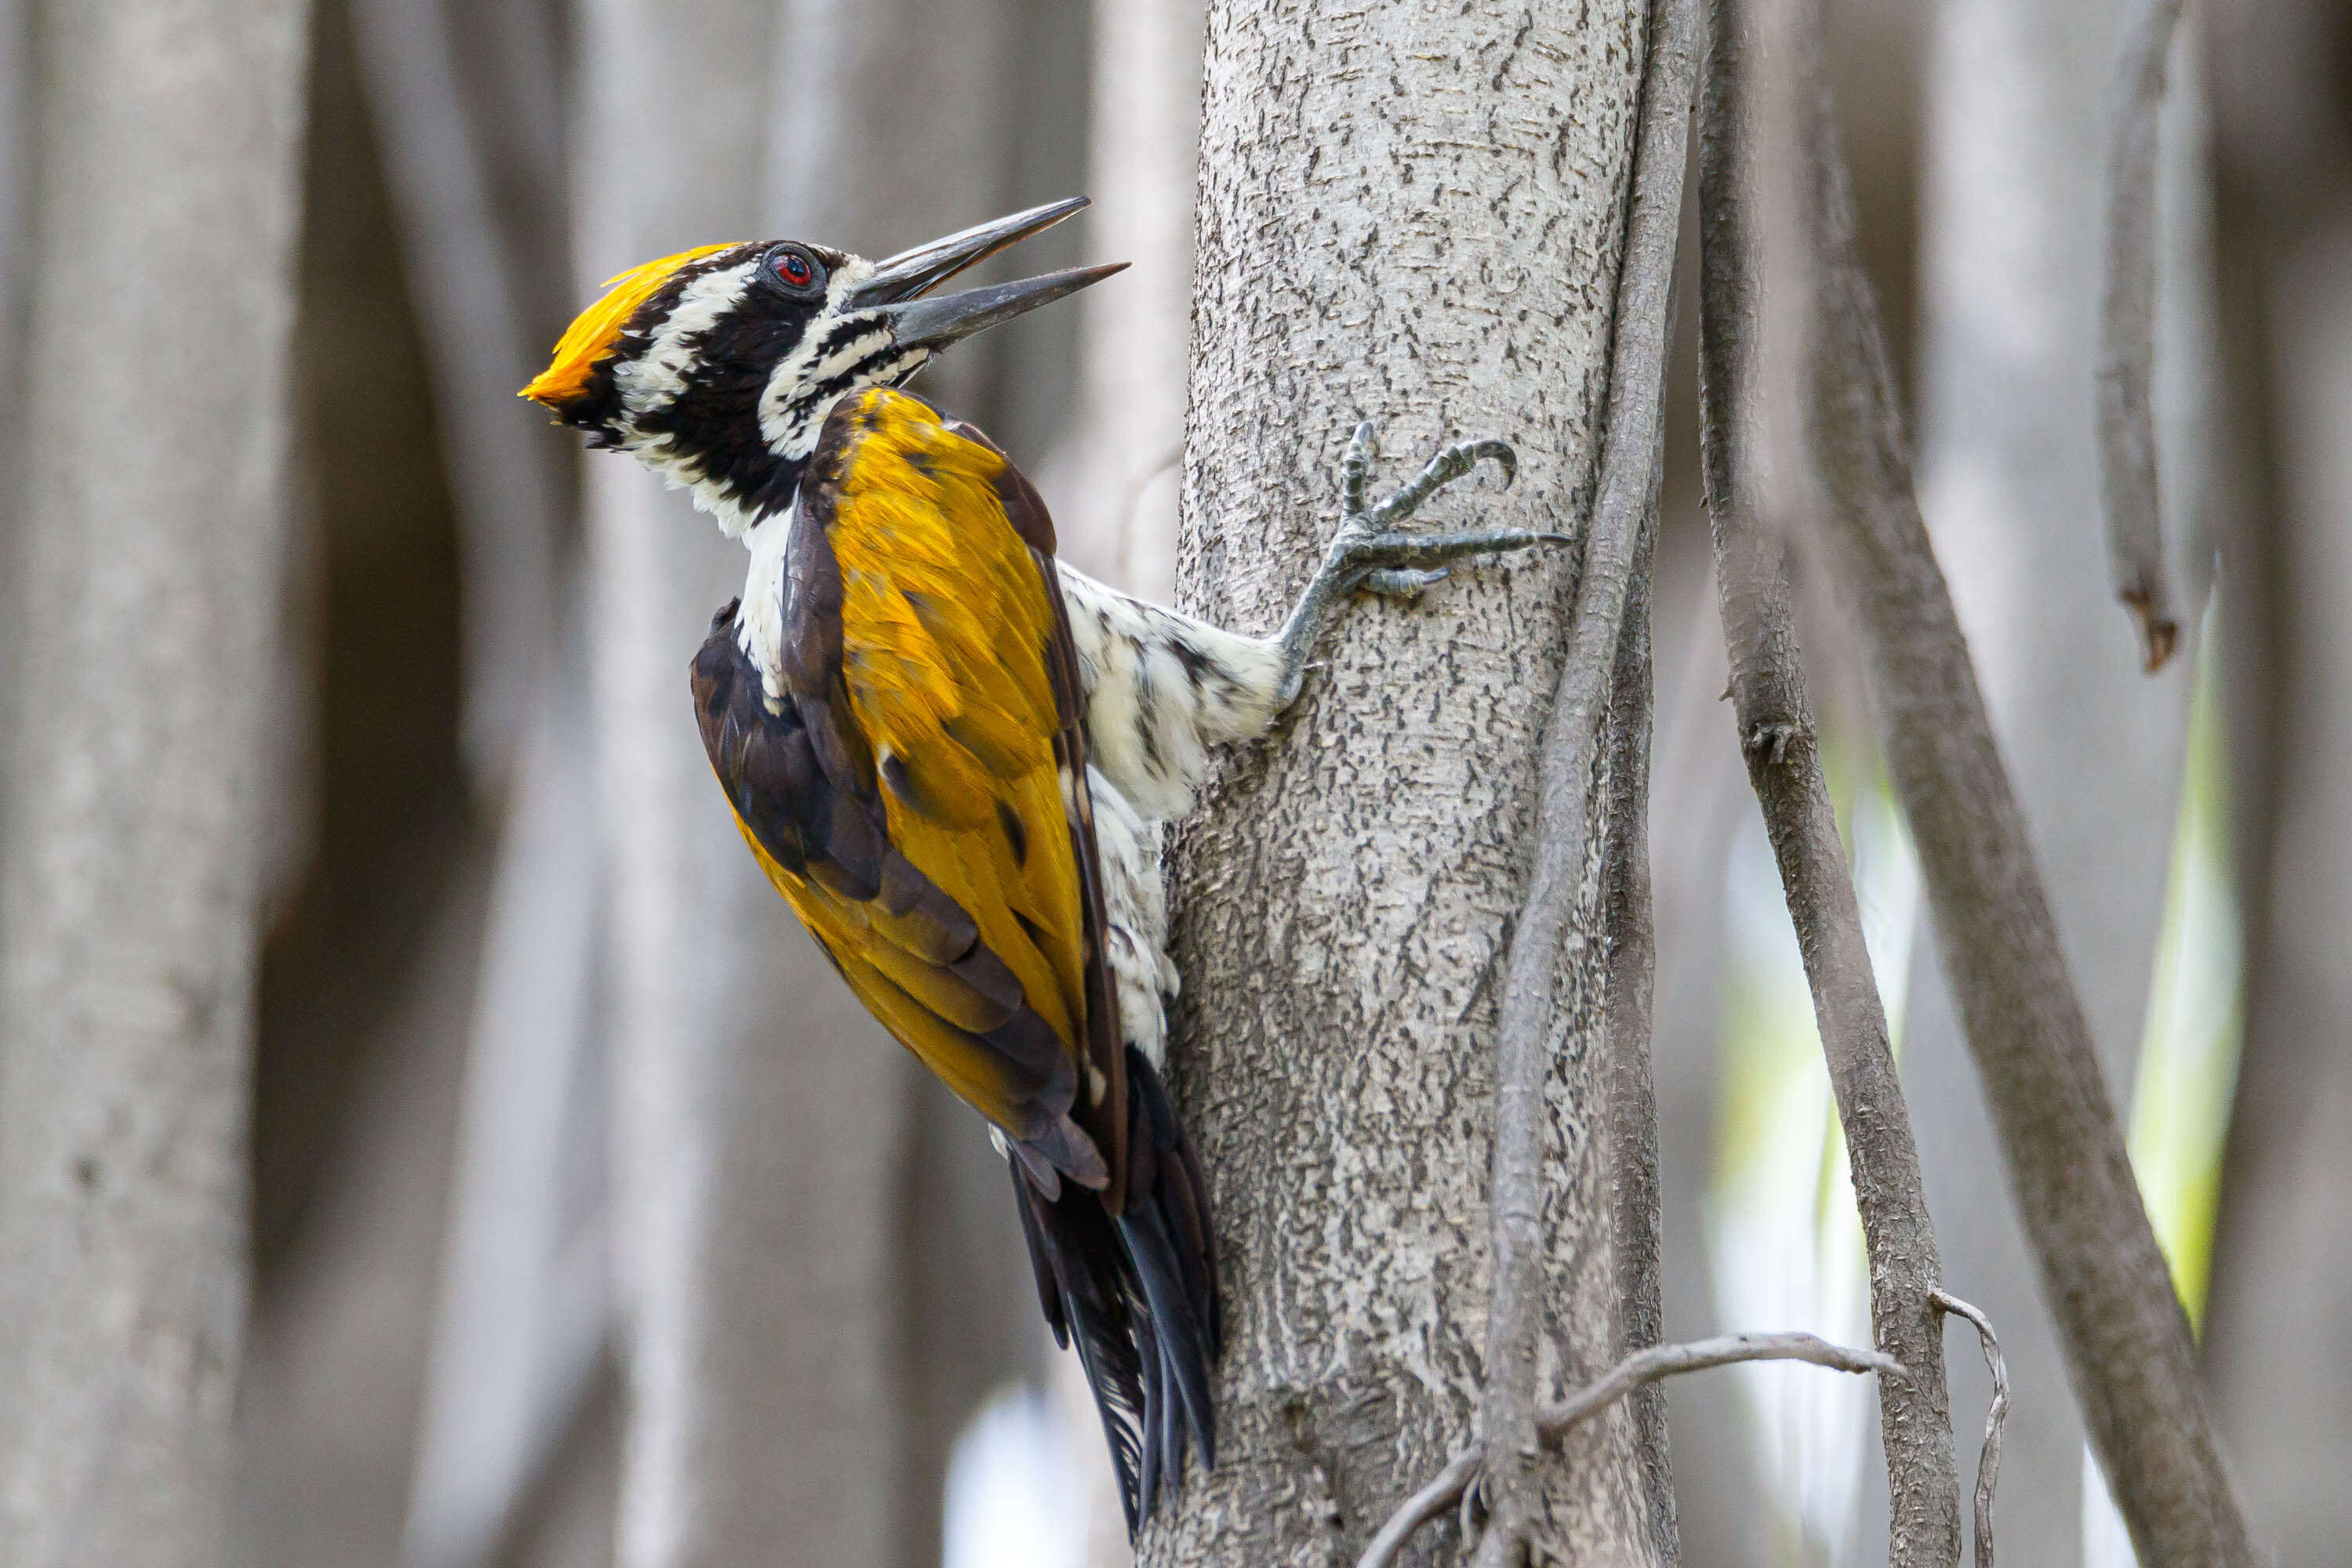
xmin=1270 ymin=421 xmax=1568 ymax=706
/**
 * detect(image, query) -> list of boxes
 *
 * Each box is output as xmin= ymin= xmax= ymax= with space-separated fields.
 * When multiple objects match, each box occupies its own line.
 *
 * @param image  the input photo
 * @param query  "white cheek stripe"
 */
xmin=613 ymin=260 xmax=759 ymax=411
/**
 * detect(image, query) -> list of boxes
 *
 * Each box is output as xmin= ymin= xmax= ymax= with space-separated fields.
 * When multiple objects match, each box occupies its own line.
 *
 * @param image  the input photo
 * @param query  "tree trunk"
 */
xmin=1152 ymin=3 xmax=1662 ymax=1561
xmin=0 ymin=1 xmax=311 ymax=1562
xmin=1910 ymin=0 xmax=2195 ymax=1544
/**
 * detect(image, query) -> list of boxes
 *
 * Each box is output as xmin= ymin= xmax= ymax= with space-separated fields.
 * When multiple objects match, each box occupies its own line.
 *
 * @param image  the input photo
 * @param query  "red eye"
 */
xmin=763 ymin=245 xmax=826 ymax=298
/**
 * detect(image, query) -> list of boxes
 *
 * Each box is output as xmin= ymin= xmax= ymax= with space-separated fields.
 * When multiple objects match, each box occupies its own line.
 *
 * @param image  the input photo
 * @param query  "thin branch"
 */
xmin=1697 ymin=0 xmax=1961 ymax=1559
xmin=1469 ymin=0 xmax=1697 ymax=1556
xmin=1359 ymin=1333 xmax=1900 ymax=1568
xmin=1933 ymin=1290 xmax=2009 ymax=1568
xmin=2096 ymin=0 xmax=2188 ymax=673
xmin=1602 ymin=467 xmax=1676 ymax=1552
xmin=1792 ymin=7 xmax=2257 ymax=1563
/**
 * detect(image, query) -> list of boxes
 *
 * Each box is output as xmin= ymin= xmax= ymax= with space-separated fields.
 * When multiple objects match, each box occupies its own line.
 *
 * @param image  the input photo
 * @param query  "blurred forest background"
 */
xmin=0 ymin=0 xmax=2344 ymax=1564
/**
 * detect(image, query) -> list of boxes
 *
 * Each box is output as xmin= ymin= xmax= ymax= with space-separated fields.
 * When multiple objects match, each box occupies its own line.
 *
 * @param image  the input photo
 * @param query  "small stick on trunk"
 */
xmin=1360 ymin=1332 xmax=1901 ymax=1568
xmin=2096 ymin=0 xmax=2190 ymax=672
xmin=1934 ymin=1290 xmax=2010 ymax=1568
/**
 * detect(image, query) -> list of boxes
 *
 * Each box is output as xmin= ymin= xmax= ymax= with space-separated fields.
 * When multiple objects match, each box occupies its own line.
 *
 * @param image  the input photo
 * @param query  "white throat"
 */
xmin=735 ymin=495 xmax=798 ymax=706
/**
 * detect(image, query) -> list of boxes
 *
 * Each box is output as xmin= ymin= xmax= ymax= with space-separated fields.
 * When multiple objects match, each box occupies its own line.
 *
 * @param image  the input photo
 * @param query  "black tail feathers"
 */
xmin=1008 ymin=1046 xmax=1220 ymax=1537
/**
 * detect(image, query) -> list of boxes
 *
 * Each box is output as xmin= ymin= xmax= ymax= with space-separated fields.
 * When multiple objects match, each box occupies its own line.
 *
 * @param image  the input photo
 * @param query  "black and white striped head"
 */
xmin=524 ymin=198 xmax=1120 ymax=535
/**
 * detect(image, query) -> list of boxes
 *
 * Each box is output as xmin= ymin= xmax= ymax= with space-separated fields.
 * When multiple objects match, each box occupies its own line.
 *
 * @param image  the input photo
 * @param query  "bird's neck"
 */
xmin=734 ymin=494 xmax=800 ymax=700
xmin=684 ymin=456 xmax=804 ymax=542
xmin=622 ymin=423 xmax=806 ymax=542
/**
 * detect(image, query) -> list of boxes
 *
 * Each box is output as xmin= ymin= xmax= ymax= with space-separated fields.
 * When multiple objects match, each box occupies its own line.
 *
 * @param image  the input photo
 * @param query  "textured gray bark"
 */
xmin=582 ymin=4 xmax=1039 ymax=1563
xmin=1152 ymin=2 xmax=1660 ymax=1562
xmin=1911 ymin=0 xmax=2198 ymax=1548
xmin=1476 ymin=0 xmax=1691 ymax=1548
xmin=0 ymin=1 xmax=312 ymax=1562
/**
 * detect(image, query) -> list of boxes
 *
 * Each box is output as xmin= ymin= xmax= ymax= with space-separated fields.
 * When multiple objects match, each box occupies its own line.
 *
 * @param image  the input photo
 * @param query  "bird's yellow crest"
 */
xmin=521 ymin=243 xmax=740 ymax=406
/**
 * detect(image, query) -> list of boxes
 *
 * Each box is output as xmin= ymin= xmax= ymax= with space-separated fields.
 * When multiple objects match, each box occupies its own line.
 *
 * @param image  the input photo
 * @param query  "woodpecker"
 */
xmin=524 ymin=197 xmax=1555 ymax=1532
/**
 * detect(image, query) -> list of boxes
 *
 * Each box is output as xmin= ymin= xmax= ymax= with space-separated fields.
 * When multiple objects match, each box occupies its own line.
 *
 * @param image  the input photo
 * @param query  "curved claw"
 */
xmin=1460 ymin=437 xmax=1516 ymax=489
xmin=1338 ymin=528 xmax=1570 ymax=572
xmin=1363 ymin=565 xmax=1451 ymax=600
xmin=1367 ymin=437 xmax=1519 ymax=528
xmin=1343 ymin=420 xmax=1377 ymax=517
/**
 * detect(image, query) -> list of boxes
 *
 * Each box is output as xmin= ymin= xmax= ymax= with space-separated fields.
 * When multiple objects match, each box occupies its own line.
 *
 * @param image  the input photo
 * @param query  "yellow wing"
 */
xmin=693 ymin=387 xmax=1125 ymax=1192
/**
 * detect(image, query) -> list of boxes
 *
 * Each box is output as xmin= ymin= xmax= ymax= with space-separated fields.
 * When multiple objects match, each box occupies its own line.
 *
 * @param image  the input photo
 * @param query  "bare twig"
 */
xmin=1697 ymin=0 xmax=1960 ymax=1560
xmin=1602 ymin=472 xmax=1676 ymax=1552
xmin=1363 ymin=1448 xmax=1487 ymax=1568
xmin=1359 ymin=1333 xmax=1900 ymax=1568
xmin=1469 ymin=0 xmax=1697 ymax=1558
xmin=2096 ymin=0 xmax=2188 ymax=672
xmin=1792 ymin=7 xmax=2257 ymax=1563
xmin=1933 ymin=1290 xmax=2009 ymax=1568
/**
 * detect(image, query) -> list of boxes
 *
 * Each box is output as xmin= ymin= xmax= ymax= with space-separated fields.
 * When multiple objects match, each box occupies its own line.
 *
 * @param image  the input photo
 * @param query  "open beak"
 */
xmin=848 ymin=197 xmax=1127 ymax=351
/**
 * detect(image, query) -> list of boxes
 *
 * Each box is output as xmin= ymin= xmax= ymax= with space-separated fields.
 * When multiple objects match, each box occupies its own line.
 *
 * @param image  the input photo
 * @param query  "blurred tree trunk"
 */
xmin=349 ymin=0 xmax=570 ymax=781
xmin=0 ymin=0 xmax=22 ymax=724
xmin=580 ymin=4 xmax=1042 ymax=1565
xmin=2201 ymin=0 xmax=2352 ymax=1555
xmin=1152 ymin=2 xmax=1663 ymax=1561
xmin=1908 ymin=0 xmax=2195 ymax=1547
xmin=356 ymin=0 xmax=614 ymax=1558
xmin=1648 ymin=543 xmax=1766 ymax=1564
xmin=1040 ymin=0 xmax=1204 ymax=602
xmin=571 ymin=9 xmax=805 ymax=1566
xmin=0 ymin=1 xmax=312 ymax=1563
